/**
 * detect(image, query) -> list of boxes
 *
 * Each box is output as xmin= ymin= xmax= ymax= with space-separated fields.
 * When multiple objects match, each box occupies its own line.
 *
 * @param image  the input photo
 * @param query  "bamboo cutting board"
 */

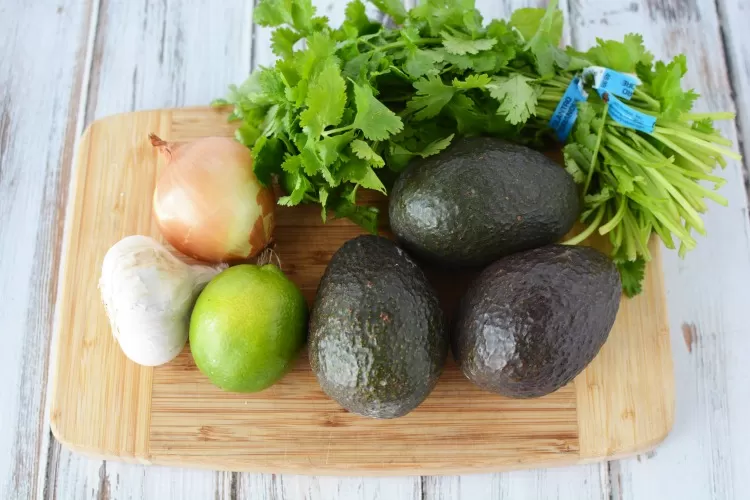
xmin=49 ymin=107 xmax=674 ymax=475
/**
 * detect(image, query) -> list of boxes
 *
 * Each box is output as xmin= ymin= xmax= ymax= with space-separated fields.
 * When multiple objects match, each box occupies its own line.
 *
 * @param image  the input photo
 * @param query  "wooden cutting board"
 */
xmin=49 ymin=107 xmax=674 ymax=475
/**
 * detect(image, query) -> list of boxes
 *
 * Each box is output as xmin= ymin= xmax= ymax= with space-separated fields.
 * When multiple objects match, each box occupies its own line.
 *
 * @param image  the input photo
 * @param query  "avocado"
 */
xmin=309 ymin=235 xmax=447 ymax=418
xmin=453 ymin=245 xmax=620 ymax=398
xmin=388 ymin=137 xmax=580 ymax=267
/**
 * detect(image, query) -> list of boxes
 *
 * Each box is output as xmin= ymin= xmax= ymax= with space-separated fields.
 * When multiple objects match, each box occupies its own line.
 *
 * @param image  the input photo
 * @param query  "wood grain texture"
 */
xmin=717 ymin=0 xmax=750 ymax=202
xmin=49 ymin=106 xmax=670 ymax=476
xmin=0 ymin=2 xmax=93 ymax=499
xmin=0 ymin=0 xmax=742 ymax=497
xmin=569 ymin=0 xmax=750 ymax=499
xmin=43 ymin=1 xmax=255 ymax=499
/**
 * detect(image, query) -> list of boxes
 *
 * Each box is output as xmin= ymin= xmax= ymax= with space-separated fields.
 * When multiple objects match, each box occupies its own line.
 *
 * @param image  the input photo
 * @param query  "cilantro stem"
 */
xmin=656 ymin=120 xmax=733 ymax=146
xmin=541 ymin=79 xmax=570 ymax=90
xmin=633 ymin=88 xmax=660 ymax=110
xmin=599 ymin=195 xmax=628 ymax=235
xmin=624 ymin=210 xmax=650 ymax=259
xmin=644 ymin=167 xmax=705 ymax=232
xmin=650 ymin=132 xmax=712 ymax=172
xmin=659 ymin=168 xmax=728 ymax=205
xmin=582 ymin=102 xmax=609 ymax=197
xmin=681 ymin=112 xmax=735 ymax=121
xmin=666 ymin=167 xmax=726 ymax=187
xmin=538 ymin=93 xmax=564 ymax=102
xmin=654 ymin=126 xmax=742 ymax=160
xmin=563 ymin=204 xmax=606 ymax=245
xmin=322 ymin=124 xmax=356 ymax=136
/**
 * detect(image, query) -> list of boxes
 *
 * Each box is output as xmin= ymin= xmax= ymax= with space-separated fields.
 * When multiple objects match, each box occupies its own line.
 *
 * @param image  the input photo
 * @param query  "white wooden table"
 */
xmin=1 ymin=0 xmax=749 ymax=498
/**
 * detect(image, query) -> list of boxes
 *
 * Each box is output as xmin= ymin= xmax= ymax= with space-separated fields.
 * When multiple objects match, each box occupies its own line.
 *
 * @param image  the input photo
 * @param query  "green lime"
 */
xmin=189 ymin=264 xmax=307 ymax=392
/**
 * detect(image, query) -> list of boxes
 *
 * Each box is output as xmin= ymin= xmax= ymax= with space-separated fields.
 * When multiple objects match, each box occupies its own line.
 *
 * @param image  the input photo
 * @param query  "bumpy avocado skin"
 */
xmin=389 ymin=137 xmax=580 ymax=267
xmin=309 ymin=235 xmax=448 ymax=418
xmin=452 ymin=245 xmax=621 ymax=398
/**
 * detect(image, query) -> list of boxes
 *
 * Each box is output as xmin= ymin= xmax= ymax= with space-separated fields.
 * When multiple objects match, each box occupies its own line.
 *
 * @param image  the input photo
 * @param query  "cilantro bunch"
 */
xmin=215 ymin=0 xmax=739 ymax=296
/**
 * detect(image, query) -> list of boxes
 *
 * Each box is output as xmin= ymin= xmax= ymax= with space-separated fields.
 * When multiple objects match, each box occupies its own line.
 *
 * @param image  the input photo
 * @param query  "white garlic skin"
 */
xmin=99 ymin=235 xmax=224 ymax=366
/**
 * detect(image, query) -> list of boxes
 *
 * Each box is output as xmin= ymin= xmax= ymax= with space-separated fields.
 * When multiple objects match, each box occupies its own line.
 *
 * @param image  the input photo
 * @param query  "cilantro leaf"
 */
xmin=254 ymin=0 xmax=293 ymax=27
xmin=440 ymin=50 xmax=508 ymax=73
xmin=254 ymin=0 xmax=316 ymax=34
xmin=520 ymin=0 xmax=568 ymax=76
xmin=404 ymin=48 xmax=444 ymax=79
xmin=617 ymin=258 xmax=646 ymax=297
xmin=271 ymin=27 xmax=301 ymax=58
xmin=406 ymin=76 xmax=456 ymax=120
xmin=319 ymin=187 xmax=329 ymax=222
xmin=562 ymin=144 xmax=588 ymax=183
xmin=235 ymin=123 xmax=261 ymax=147
xmin=300 ymin=142 xmax=337 ymax=186
xmin=340 ymin=157 xmax=387 ymax=194
xmin=300 ymin=60 xmax=346 ymax=137
xmin=419 ymin=134 xmax=454 ymax=157
xmin=297 ymin=31 xmax=337 ymax=79
xmin=446 ymin=94 xmax=488 ymax=135
xmin=252 ymin=136 xmax=284 ymax=185
xmin=351 ymin=139 xmax=385 ymax=167
xmin=359 ymin=166 xmax=388 ymax=194
xmin=258 ymin=67 xmax=287 ymax=103
xmin=370 ymin=0 xmax=407 ymax=24
xmin=342 ymin=0 xmax=376 ymax=35
xmin=387 ymin=143 xmax=416 ymax=171
xmin=290 ymin=0 xmax=315 ymax=34
xmin=487 ymin=75 xmax=541 ymax=124
xmin=278 ymin=171 xmax=312 ymax=206
xmin=332 ymin=198 xmax=379 ymax=234
xmin=584 ymin=186 xmax=614 ymax=205
xmin=650 ymin=55 xmax=698 ymax=118
xmin=318 ymin=132 xmax=354 ymax=167
xmin=352 ymin=83 xmax=404 ymax=140
xmin=586 ymin=34 xmax=655 ymax=73
xmin=453 ymin=74 xmax=492 ymax=90
xmin=281 ymin=154 xmax=301 ymax=173
xmin=441 ymin=32 xmax=497 ymax=55
xmin=510 ymin=7 xmax=563 ymax=46
xmin=340 ymin=157 xmax=369 ymax=183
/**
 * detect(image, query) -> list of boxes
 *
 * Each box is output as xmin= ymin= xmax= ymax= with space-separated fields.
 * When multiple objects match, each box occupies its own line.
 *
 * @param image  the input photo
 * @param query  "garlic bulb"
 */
xmin=99 ymin=235 xmax=224 ymax=366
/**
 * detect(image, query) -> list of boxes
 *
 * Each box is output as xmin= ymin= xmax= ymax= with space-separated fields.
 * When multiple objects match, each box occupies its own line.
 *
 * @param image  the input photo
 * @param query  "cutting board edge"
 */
xmin=47 ymin=432 xmax=669 ymax=476
xmin=47 ymin=106 xmax=676 ymax=475
xmin=48 ymin=111 xmax=167 ymax=461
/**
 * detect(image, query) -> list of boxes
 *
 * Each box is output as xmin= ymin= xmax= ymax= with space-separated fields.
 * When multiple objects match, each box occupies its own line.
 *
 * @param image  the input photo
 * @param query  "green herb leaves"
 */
xmin=219 ymin=0 xmax=738 ymax=295
xmin=351 ymin=83 xmax=404 ymax=140
xmin=487 ymin=75 xmax=541 ymax=124
xmin=300 ymin=61 xmax=346 ymax=137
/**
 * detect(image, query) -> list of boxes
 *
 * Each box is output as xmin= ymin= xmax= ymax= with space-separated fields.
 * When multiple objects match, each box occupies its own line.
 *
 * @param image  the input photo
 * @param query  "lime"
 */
xmin=189 ymin=264 xmax=307 ymax=392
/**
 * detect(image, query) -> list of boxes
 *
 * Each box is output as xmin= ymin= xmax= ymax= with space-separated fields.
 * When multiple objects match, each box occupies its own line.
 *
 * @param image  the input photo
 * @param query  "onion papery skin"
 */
xmin=151 ymin=134 xmax=275 ymax=263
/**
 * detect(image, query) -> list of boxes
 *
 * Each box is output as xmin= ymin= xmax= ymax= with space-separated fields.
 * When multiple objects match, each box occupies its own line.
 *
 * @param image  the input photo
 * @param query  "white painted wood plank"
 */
xmin=423 ymin=467 xmax=606 ymax=500
xmin=45 ymin=1 xmax=254 ymax=498
xmin=570 ymin=0 xmax=750 ymax=499
xmin=277 ymin=476 xmax=421 ymax=500
xmin=717 ymin=0 xmax=750 ymax=203
xmin=0 ymin=2 xmax=93 ymax=499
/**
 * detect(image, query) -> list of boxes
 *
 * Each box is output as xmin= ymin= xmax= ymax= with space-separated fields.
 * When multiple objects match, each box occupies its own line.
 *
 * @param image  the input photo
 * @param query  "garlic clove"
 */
xmin=99 ymin=235 xmax=224 ymax=366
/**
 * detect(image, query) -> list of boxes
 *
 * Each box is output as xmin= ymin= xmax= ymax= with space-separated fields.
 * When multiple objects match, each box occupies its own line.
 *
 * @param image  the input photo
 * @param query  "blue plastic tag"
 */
xmin=598 ymin=90 xmax=656 ymax=133
xmin=549 ymin=76 xmax=588 ymax=141
xmin=583 ymin=66 xmax=640 ymax=100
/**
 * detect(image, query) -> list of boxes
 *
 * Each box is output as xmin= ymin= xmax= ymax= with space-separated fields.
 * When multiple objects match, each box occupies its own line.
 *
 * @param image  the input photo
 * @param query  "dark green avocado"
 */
xmin=388 ymin=137 xmax=580 ymax=267
xmin=309 ymin=235 xmax=447 ymax=418
xmin=452 ymin=245 xmax=621 ymax=398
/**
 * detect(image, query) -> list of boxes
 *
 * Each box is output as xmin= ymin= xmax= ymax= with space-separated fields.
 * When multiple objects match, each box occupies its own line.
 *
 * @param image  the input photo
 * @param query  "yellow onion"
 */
xmin=150 ymin=134 xmax=275 ymax=263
